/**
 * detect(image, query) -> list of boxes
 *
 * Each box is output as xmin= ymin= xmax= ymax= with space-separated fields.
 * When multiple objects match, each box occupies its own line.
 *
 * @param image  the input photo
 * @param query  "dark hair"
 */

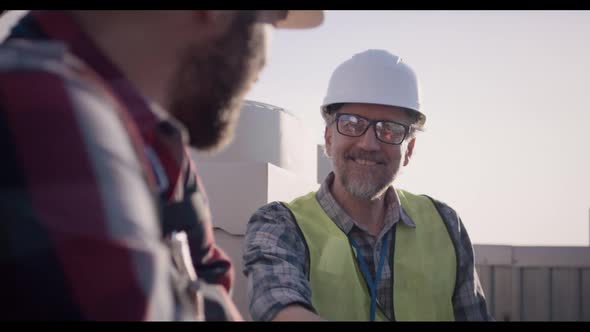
xmin=325 ymin=103 xmax=344 ymax=115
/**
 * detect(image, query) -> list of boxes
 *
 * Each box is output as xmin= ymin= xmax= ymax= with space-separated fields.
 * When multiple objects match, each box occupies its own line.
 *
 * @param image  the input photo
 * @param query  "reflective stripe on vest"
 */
xmin=285 ymin=189 xmax=456 ymax=321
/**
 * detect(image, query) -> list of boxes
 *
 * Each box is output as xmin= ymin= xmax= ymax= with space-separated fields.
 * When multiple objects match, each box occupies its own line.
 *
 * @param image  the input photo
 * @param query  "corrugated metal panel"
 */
xmin=521 ymin=267 xmax=551 ymax=321
xmin=551 ymin=268 xmax=581 ymax=321
xmin=473 ymin=245 xmax=590 ymax=321
xmin=511 ymin=267 xmax=522 ymax=321
xmin=493 ymin=267 xmax=513 ymax=321
xmin=582 ymin=269 xmax=590 ymax=321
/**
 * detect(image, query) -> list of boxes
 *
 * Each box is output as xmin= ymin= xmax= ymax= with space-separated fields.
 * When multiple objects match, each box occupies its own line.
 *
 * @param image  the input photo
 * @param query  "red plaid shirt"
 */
xmin=0 ymin=11 xmax=233 ymax=319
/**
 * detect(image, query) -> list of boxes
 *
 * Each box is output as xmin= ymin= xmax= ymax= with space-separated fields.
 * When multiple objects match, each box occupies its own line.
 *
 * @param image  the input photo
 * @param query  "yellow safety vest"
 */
xmin=284 ymin=189 xmax=456 ymax=321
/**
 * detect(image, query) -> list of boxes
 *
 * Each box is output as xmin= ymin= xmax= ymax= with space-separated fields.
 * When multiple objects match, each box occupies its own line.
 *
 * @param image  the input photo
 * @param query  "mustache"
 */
xmin=345 ymin=149 xmax=387 ymax=164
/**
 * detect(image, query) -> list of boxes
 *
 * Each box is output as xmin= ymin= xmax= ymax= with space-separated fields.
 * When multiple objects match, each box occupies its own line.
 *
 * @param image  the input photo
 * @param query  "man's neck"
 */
xmin=330 ymin=178 xmax=387 ymax=237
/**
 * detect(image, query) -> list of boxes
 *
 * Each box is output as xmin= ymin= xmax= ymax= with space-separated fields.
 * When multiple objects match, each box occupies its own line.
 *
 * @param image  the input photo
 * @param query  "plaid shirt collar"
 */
xmin=315 ymin=172 xmax=416 ymax=235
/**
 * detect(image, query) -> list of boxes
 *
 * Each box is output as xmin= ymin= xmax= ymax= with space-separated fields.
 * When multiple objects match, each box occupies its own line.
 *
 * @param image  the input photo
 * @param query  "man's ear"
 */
xmin=324 ymin=126 xmax=332 ymax=158
xmin=403 ymin=137 xmax=416 ymax=166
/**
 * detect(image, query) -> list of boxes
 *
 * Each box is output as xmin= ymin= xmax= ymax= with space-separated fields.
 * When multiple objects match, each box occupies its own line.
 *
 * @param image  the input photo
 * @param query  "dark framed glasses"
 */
xmin=334 ymin=113 xmax=410 ymax=145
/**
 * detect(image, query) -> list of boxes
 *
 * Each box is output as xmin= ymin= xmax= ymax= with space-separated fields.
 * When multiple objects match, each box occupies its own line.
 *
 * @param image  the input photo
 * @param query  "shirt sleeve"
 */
xmin=242 ymin=202 xmax=316 ymax=321
xmin=433 ymin=200 xmax=495 ymax=321
xmin=0 ymin=70 xmax=187 ymax=320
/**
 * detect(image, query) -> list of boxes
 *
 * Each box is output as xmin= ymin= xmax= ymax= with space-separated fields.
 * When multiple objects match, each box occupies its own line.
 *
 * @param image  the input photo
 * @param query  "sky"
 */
xmin=246 ymin=10 xmax=590 ymax=247
xmin=1 ymin=11 xmax=589 ymax=247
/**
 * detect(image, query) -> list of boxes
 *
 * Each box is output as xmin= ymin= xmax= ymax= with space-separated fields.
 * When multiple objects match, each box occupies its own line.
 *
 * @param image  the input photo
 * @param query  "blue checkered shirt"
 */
xmin=242 ymin=172 xmax=493 ymax=321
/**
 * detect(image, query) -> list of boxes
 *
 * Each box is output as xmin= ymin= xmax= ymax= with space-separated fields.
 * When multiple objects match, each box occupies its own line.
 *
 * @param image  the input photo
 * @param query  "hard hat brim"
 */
xmin=274 ymin=10 xmax=324 ymax=29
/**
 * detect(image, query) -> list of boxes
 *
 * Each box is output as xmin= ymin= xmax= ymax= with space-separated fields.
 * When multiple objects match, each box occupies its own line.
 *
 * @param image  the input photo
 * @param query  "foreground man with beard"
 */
xmin=0 ymin=10 xmax=322 ymax=320
xmin=243 ymin=49 xmax=493 ymax=321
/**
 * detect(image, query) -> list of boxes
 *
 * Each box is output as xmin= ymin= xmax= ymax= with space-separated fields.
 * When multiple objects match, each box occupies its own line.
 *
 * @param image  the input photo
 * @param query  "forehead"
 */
xmin=338 ymin=103 xmax=412 ymax=123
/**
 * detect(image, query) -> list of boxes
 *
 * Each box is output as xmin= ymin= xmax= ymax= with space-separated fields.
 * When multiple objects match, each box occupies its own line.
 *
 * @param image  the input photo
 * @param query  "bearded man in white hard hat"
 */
xmin=243 ymin=49 xmax=493 ymax=321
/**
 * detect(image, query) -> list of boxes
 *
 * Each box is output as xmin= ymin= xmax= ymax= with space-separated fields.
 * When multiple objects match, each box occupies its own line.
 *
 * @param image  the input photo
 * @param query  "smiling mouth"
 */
xmin=348 ymin=158 xmax=383 ymax=166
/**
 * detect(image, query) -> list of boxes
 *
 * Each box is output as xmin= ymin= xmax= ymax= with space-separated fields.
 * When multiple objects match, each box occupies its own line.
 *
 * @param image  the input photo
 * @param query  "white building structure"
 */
xmin=191 ymin=100 xmax=322 ymax=319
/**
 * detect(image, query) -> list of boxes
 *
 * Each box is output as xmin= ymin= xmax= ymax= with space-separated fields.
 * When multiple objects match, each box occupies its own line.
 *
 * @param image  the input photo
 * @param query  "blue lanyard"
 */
xmin=349 ymin=235 xmax=390 ymax=321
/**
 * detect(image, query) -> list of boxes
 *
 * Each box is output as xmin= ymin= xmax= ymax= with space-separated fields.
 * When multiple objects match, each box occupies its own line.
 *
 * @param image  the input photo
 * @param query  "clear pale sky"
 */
xmin=2 ymin=11 xmax=589 ymax=246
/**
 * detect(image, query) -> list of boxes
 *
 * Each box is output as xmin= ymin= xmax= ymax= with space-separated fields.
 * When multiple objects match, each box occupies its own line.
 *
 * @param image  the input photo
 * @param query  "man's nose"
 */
xmin=356 ymin=125 xmax=381 ymax=151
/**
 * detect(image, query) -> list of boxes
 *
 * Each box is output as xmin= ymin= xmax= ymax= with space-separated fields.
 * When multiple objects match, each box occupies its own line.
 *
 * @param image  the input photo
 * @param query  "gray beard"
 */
xmin=340 ymin=171 xmax=392 ymax=201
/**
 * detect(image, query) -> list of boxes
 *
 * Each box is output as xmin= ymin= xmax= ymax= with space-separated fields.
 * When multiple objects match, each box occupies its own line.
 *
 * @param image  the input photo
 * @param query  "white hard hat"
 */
xmin=321 ymin=49 xmax=425 ymax=126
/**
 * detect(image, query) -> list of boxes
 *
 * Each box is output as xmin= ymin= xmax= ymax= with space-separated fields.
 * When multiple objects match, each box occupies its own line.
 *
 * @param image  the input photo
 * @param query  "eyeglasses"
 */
xmin=334 ymin=113 xmax=411 ymax=145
